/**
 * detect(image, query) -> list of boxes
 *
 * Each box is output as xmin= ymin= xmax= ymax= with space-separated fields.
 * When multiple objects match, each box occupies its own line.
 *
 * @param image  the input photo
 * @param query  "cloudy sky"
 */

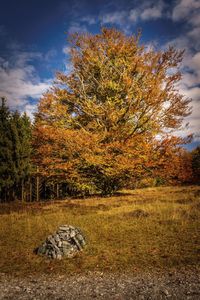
xmin=0 ymin=0 xmax=199 ymax=149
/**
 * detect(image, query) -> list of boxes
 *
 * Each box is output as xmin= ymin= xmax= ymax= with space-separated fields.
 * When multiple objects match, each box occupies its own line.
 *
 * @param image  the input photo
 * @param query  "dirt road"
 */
xmin=0 ymin=269 xmax=200 ymax=299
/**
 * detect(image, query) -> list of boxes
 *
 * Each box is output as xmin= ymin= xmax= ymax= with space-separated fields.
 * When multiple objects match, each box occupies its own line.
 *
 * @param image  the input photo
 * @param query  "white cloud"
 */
xmin=177 ymin=65 xmax=200 ymax=141
xmin=140 ymin=8 xmax=162 ymax=20
xmin=62 ymin=45 xmax=73 ymax=73
xmin=171 ymin=52 xmax=200 ymax=141
xmin=101 ymin=0 xmax=165 ymax=26
xmin=107 ymin=1 xmax=164 ymax=24
xmin=102 ymin=11 xmax=127 ymax=26
xmin=164 ymin=0 xmax=200 ymax=143
xmin=172 ymin=26 xmax=200 ymax=51
xmin=68 ymin=22 xmax=88 ymax=33
xmin=187 ymin=26 xmax=200 ymax=40
xmin=81 ymin=16 xmax=97 ymax=25
xmin=129 ymin=10 xmax=138 ymax=23
xmin=192 ymin=52 xmax=200 ymax=68
xmin=172 ymin=0 xmax=200 ymax=22
xmin=63 ymin=45 xmax=71 ymax=55
xmin=78 ymin=0 xmax=165 ymax=31
xmin=181 ymin=72 xmax=199 ymax=88
xmin=190 ymin=13 xmax=200 ymax=26
xmin=23 ymin=103 xmax=38 ymax=120
xmin=0 ymin=51 xmax=51 ymax=119
xmin=140 ymin=2 xmax=164 ymax=21
xmin=44 ymin=49 xmax=57 ymax=61
xmin=180 ymin=98 xmax=200 ymax=141
xmin=180 ymin=86 xmax=200 ymax=102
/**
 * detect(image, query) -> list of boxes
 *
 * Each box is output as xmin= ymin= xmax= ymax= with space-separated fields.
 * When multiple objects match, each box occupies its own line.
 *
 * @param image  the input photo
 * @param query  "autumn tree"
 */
xmin=151 ymin=136 xmax=193 ymax=185
xmin=191 ymin=146 xmax=200 ymax=183
xmin=33 ymin=28 xmax=191 ymax=195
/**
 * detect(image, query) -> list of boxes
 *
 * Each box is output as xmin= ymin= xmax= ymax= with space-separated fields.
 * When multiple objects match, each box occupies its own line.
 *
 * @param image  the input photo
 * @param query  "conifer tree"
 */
xmin=0 ymin=98 xmax=13 ymax=200
xmin=10 ymin=111 xmax=32 ymax=200
xmin=0 ymin=98 xmax=32 ymax=201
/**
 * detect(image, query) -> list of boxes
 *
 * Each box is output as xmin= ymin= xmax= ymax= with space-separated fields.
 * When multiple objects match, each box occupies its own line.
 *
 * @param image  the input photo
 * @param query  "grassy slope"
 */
xmin=0 ymin=186 xmax=200 ymax=276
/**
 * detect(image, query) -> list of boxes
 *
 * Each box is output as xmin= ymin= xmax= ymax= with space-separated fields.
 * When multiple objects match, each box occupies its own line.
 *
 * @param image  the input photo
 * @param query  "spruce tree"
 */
xmin=0 ymin=98 xmax=13 ymax=201
xmin=0 ymin=98 xmax=32 ymax=201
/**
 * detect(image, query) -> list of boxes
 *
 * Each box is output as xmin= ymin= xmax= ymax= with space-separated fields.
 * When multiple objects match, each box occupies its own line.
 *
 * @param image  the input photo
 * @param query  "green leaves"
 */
xmin=0 ymin=98 xmax=32 ymax=200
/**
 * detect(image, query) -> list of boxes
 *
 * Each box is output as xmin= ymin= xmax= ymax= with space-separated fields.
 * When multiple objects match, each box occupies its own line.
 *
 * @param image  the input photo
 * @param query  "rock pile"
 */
xmin=36 ymin=225 xmax=86 ymax=259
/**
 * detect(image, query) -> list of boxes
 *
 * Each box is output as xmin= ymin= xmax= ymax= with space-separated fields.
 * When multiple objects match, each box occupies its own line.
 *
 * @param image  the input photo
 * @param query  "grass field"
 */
xmin=0 ymin=186 xmax=200 ymax=276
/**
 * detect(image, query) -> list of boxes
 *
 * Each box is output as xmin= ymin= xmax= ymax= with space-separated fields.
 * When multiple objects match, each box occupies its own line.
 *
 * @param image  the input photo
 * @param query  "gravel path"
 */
xmin=0 ymin=270 xmax=200 ymax=300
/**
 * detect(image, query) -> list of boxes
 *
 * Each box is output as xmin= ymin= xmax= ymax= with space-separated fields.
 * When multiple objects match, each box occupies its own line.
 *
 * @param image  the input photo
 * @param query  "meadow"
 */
xmin=0 ymin=186 xmax=199 ymax=276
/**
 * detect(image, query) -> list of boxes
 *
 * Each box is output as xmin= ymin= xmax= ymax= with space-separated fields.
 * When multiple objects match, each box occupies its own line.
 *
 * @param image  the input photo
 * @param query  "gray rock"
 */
xmin=37 ymin=244 xmax=46 ymax=255
xmin=54 ymin=234 xmax=60 ymax=242
xmin=62 ymin=240 xmax=71 ymax=247
xmin=59 ymin=225 xmax=70 ymax=231
xmin=58 ymin=241 xmax=62 ymax=248
xmin=70 ymin=230 xmax=76 ymax=238
xmin=76 ymin=234 xmax=86 ymax=247
xmin=36 ymin=225 xmax=86 ymax=259
xmin=72 ymin=237 xmax=83 ymax=250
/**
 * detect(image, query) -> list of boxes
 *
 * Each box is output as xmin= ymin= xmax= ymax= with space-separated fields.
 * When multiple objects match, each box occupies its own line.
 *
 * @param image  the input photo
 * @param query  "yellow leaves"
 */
xmin=32 ymin=27 xmax=192 ymax=191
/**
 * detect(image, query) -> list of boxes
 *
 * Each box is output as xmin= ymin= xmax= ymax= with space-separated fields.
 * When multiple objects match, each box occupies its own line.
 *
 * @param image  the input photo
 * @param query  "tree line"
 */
xmin=1 ymin=28 xmax=199 ymax=202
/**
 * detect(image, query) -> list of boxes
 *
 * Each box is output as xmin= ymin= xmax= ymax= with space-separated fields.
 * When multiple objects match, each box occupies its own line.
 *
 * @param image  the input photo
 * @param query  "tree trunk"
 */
xmin=36 ymin=167 xmax=39 ymax=202
xmin=29 ymin=180 xmax=32 ymax=202
xmin=56 ymin=183 xmax=59 ymax=199
xmin=44 ymin=181 xmax=46 ymax=199
xmin=21 ymin=179 xmax=24 ymax=202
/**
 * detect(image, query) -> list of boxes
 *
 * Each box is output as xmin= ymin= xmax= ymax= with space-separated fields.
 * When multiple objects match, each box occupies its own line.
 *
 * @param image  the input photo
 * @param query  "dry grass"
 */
xmin=0 ymin=186 xmax=200 ymax=276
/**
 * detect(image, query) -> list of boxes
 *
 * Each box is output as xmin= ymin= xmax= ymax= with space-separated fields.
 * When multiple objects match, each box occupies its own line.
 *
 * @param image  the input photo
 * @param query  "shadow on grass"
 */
xmin=0 ymin=201 xmax=60 ymax=215
xmin=60 ymin=202 xmax=110 ymax=215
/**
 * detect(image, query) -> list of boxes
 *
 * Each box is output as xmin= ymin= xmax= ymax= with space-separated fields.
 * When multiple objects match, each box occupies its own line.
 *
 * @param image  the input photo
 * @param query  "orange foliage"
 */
xmin=33 ymin=28 xmax=192 ymax=193
xmin=152 ymin=136 xmax=193 ymax=184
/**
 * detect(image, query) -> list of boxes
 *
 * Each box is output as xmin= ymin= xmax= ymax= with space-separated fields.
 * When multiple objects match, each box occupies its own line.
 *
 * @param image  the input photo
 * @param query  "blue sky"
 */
xmin=0 ymin=0 xmax=199 ymax=149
